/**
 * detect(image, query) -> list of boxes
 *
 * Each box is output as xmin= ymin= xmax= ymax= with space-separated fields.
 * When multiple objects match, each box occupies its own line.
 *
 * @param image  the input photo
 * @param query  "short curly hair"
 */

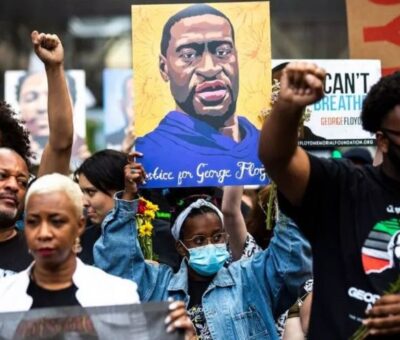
xmin=0 ymin=101 xmax=32 ymax=166
xmin=361 ymin=72 xmax=400 ymax=133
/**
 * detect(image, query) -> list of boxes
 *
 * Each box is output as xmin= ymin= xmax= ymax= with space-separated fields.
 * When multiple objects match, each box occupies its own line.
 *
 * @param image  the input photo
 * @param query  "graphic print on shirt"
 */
xmin=361 ymin=218 xmax=400 ymax=293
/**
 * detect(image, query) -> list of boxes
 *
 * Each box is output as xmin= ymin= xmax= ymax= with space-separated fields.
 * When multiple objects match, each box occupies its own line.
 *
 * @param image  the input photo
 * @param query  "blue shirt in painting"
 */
xmin=135 ymin=111 xmax=268 ymax=188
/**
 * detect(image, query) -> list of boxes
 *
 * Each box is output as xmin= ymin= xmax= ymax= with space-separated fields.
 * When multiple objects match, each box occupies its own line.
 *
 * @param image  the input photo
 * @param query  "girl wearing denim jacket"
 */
xmin=93 ymin=156 xmax=312 ymax=340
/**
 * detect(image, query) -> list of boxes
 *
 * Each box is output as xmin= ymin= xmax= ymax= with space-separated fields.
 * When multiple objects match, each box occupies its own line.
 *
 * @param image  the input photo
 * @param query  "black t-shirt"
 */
xmin=188 ymin=279 xmax=213 ymax=339
xmin=27 ymin=279 xmax=80 ymax=309
xmin=188 ymin=280 xmax=210 ymax=309
xmin=279 ymin=154 xmax=400 ymax=339
xmin=0 ymin=230 xmax=32 ymax=277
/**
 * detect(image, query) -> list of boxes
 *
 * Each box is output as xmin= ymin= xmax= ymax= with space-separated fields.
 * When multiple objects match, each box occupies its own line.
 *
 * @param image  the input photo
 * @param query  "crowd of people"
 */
xmin=0 ymin=12 xmax=399 ymax=340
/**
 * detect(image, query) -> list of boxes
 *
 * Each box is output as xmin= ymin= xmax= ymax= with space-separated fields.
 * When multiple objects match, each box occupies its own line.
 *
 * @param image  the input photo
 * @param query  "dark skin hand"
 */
xmin=363 ymin=294 xmax=400 ymax=336
xmin=165 ymin=300 xmax=196 ymax=339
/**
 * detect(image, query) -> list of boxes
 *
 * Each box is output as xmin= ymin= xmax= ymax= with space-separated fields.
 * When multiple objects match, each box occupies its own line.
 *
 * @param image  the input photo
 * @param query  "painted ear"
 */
xmin=159 ymin=54 xmax=169 ymax=82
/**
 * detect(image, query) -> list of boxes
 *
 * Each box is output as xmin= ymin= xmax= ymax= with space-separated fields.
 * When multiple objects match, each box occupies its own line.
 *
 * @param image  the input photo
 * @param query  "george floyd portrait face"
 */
xmin=160 ymin=13 xmax=239 ymax=128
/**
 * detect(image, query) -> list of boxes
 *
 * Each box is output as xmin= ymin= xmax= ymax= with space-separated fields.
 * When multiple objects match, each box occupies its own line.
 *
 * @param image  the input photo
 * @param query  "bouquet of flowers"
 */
xmin=136 ymin=197 xmax=159 ymax=260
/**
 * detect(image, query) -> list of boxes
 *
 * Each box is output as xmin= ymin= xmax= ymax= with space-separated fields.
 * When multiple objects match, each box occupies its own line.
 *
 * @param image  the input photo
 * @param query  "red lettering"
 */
xmin=370 ymin=0 xmax=400 ymax=4
xmin=382 ymin=66 xmax=400 ymax=75
xmin=363 ymin=16 xmax=400 ymax=46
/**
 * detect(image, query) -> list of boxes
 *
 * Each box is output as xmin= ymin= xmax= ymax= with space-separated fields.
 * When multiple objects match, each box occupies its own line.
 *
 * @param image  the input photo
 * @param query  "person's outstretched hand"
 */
xmin=31 ymin=30 xmax=64 ymax=67
xmin=279 ymin=62 xmax=326 ymax=108
xmin=123 ymin=151 xmax=146 ymax=200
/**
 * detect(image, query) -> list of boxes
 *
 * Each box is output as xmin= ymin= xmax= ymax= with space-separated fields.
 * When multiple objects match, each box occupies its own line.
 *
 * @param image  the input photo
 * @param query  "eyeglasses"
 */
xmin=184 ymin=232 xmax=228 ymax=247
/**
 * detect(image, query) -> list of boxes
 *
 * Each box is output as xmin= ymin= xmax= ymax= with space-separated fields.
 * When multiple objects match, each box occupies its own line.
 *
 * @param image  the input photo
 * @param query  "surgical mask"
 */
xmin=182 ymin=242 xmax=229 ymax=276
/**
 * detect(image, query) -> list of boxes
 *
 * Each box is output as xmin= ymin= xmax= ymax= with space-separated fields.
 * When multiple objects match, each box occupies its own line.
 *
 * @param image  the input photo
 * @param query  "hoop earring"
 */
xmin=73 ymin=237 xmax=82 ymax=254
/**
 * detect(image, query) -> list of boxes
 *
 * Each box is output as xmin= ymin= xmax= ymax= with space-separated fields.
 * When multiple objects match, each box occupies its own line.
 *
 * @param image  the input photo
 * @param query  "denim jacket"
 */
xmin=94 ymin=194 xmax=312 ymax=340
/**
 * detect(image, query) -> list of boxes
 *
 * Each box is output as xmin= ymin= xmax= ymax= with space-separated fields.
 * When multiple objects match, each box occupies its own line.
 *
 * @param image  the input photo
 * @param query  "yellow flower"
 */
xmin=138 ymin=226 xmax=147 ymax=237
xmin=144 ymin=209 xmax=155 ymax=220
xmin=139 ymin=221 xmax=153 ymax=237
xmin=146 ymin=200 xmax=159 ymax=213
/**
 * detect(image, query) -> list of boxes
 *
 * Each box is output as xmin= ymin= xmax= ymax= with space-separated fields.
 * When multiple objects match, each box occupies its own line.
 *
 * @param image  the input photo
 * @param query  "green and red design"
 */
xmin=351 ymin=218 xmax=400 ymax=339
xmin=362 ymin=219 xmax=400 ymax=275
xmin=136 ymin=197 xmax=159 ymax=261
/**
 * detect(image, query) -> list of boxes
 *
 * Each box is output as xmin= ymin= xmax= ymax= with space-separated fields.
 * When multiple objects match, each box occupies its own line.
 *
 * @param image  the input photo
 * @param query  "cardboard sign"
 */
xmin=273 ymin=59 xmax=381 ymax=147
xmin=346 ymin=0 xmax=400 ymax=76
xmin=5 ymin=70 xmax=87 ymax=169
xmin=103 ymin=69 xmax=133 ymax=150
xmin=132 ymin=1 xmax=271 ymax=188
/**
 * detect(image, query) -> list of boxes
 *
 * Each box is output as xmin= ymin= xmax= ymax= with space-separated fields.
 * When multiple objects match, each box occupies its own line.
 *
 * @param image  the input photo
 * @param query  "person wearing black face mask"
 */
xmin=381 ymin=128 xmax=400 ymax=174
xmin=259 ymin=64 xmax=400 ymax=338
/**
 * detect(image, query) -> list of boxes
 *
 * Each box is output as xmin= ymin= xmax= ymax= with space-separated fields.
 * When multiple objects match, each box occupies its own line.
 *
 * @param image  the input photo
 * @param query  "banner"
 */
xmin=103 ymin=69 xmax=134 ymax=150
xmin=0 ymin=302 xmax=183 ymax=340
xmin=4 ymin=70 xmax=87 ymax=169
xmin=273 ymin=59 xmax=381 ymax=147
xmin=346 ymin=0 xmax=400 ymax=76
xmin=132 ymin=1 xmax=271 ymax=188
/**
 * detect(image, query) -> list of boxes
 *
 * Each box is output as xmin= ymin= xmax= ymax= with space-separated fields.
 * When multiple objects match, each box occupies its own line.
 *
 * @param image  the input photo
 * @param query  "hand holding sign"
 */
xmin=165 ymin=300 xmax=196 ymax=339
xmin=280 ymin=62 xmax=326 ymax=108
xmin=123 ymin=151 xmax=146 ymax=200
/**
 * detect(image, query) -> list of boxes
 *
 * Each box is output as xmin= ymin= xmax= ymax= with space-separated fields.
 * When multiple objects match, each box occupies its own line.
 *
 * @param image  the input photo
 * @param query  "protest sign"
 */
xmin=132 ymin=1 xmax=271 ymax=188
xmin=103 ymin=69 xmax=134 ymax=150
xmin=0 ymin=302 xmax=183 ymax=339
xmin=346 ymin=0 xmax=400 ymax=76
xmin=273 ymin=59 xmax=381 ymax=147
xmin=4 ymin=70 xmax=87 ymax=168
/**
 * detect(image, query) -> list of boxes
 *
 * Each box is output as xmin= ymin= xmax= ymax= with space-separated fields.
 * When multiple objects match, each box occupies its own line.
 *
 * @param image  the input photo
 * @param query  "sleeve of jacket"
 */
xmin=93 ymin=192 xmax=173 ymax=302
xmin=250 ymin=213 xmax=313 ymax=317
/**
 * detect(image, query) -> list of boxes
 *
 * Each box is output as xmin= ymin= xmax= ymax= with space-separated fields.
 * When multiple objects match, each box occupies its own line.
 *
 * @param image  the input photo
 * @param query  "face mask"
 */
xmin=182 ymin=243 xmax=229 ymax=276
xmin=386 ymin=138 xmax=400 ymax=173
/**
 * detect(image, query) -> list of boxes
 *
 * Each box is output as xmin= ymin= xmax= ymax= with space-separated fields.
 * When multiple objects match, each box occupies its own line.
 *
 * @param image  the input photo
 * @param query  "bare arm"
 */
xmin=32 ymin=31 xmax=73 ymax=177
xmin=221 ymin=186 xmax=247 ymax=260
xmin=258 ymin=62 xmax=326 ymax=206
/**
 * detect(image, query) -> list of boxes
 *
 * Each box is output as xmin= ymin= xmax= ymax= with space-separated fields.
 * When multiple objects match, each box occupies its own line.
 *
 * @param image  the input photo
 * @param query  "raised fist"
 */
xmin=279 ymin=62 xmax=326 ymax=108
xmin=31 ymin=30 xmax=64 ymax=67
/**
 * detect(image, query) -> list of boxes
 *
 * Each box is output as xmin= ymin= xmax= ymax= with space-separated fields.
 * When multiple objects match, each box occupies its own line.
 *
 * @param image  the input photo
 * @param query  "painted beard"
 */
xmin=176 ymin=86 xmax=237 ymax=130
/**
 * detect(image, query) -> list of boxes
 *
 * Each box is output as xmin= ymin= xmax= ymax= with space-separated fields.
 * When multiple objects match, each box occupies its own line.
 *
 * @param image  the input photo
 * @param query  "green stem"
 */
xmin=266 ymin=182 xmax=277 ymax=230
xmin=350 ymin=275 xmax=400 ymax=339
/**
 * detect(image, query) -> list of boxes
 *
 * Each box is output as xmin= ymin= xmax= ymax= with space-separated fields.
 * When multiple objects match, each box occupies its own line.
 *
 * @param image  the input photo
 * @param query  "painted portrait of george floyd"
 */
xmin=132 ymin=2 xmax=271 ymax=188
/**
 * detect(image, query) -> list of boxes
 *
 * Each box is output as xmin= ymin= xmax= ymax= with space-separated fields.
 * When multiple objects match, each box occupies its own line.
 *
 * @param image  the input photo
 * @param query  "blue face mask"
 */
xmin=183 ymin=243 xmax=230 ymax=276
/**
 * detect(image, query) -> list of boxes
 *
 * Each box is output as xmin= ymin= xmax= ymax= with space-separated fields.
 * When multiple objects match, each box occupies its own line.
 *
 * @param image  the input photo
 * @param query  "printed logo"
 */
xmin=361 ymin=218 xmax=400 ymax=292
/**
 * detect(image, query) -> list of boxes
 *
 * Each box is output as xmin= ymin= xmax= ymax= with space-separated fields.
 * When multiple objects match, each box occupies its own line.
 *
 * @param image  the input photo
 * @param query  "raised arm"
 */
xmin=94 ymin=152 xmax=173 ymax=301
xmin=258 ymin=62 xmax=326 ymax=206
xmin=31 ymin=31 xmax=73 ymax=176
xmin=221 ymin=186 xmax=248 ymax=260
